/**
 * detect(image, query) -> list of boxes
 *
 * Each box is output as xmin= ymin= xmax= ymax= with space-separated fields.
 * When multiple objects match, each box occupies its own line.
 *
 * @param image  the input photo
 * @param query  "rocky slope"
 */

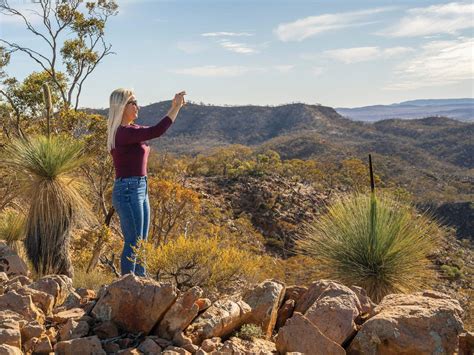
xmin=0 ymin=242 xmax=472 ymax=355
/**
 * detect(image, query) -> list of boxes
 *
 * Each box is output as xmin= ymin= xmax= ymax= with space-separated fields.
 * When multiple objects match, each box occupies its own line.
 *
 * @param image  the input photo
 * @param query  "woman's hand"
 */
xmin=171 ymin=91 xmax=186 ymax=109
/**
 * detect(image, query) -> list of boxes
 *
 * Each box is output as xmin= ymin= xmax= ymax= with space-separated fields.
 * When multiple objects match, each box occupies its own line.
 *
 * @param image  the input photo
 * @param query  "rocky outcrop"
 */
xmin=91 ymin=274 xmax=178 ymax=334
xmin=348 ymin=290 xmax=465 ymax=354
xmin=0 ymin=263 xmax=468 ymax=355
xmin=0 ymin=242 xmax=29 ymax=279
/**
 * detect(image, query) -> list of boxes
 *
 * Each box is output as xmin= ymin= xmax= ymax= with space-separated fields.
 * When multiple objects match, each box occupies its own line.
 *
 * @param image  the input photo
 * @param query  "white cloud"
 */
xmin=312 ymin=67 xmax=324 ymax=76
xmin=323 ymin=46 xmax=412 ymax=63
xmin=273 ymin=65 xmax=295 ymax=73
xmin=385 ymin=37 xmax=473 ymax=90
xmin=176 ymin=41 xmax=207 ymax=54
xmin=274 ymin=7 xmax=394 ymax=42
xmin=170 ymin=65 xmax=263 ymax=77
xmin=217 ymin=40 xmax=257 ymax=54
xmin=381 ymin=2 xmax=474 ymax=37
xmin=201 ymin=32 xmax=253 ymax=37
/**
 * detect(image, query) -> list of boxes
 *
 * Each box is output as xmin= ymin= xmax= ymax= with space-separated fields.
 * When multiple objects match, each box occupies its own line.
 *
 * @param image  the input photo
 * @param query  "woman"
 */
xmin=107 ymin=88 xmax=186 ymax=276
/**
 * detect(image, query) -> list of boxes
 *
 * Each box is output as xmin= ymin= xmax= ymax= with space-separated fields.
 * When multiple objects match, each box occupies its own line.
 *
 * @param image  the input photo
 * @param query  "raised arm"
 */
xmin=116 ymin=91 xmax=186 ymax=145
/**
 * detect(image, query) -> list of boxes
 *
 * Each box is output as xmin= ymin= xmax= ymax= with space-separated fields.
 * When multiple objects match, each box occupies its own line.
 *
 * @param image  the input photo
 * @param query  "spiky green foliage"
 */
xmin=297 ymin=192 xmax=441 ymax=302
xmin=0 ymin=135 xmax=94 ymax=277
xmin=0 ymin=208 xmax=25 ymax=250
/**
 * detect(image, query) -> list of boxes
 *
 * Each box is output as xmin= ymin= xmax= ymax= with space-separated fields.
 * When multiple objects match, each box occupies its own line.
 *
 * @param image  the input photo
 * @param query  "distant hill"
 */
xmin=336 ymin=98 xmax=474 ymax=122
xmin=90 ymin=101 xmax=473 ymax=203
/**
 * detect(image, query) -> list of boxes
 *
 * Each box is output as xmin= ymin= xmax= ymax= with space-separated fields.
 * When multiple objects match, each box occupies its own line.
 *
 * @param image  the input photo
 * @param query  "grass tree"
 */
xmin=297 ymin=156 xmax=441 ymax=302
xmin=0 ymin=135 xmax=93 ymax=277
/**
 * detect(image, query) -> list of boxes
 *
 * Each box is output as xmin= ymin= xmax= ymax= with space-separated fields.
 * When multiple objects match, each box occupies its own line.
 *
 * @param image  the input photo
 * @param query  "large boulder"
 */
xmin=91 ymin=274 xmax=178 ymax=334
xmin=294 ymin=279 xmax=335 ymax=313
xmin=185 ymin=299 xmax=251 ymax=345
xmin=0 ymin=242 xmax=29 ymax=278
xmin=304 ymin=282 xmax=361 ymax=345
xmin=348 ymin=291 xmax=464 ymax=354
xmin=243 ymin=279 xmax=285 ymax=339
xmin=275 ymin=312 xmax=345 ymax=355
xmin=0 ymin=291 xmax=44 ymax=324
xmin=157 ymin=286 xmax=203 ymax=340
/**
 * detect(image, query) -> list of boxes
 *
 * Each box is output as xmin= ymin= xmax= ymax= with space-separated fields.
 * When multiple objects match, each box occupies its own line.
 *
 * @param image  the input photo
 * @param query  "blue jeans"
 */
xmin=112 ymin=176 xmax=150 ymax=276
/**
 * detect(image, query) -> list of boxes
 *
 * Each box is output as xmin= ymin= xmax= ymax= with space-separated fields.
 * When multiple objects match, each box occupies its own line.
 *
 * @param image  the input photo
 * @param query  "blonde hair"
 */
xmin=107 ymin=88 xmax=134 ymax=151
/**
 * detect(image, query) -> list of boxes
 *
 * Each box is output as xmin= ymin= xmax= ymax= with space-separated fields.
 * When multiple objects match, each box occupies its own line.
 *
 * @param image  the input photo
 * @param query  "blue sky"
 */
xmin=1 ymin=0 xmax=473 ymax=108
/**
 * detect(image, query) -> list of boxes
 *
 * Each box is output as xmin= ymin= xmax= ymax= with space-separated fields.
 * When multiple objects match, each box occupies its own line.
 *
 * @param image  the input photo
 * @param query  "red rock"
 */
xmin=459 ymin=331 xmax=474 ymax=355
xmin=275 ymin=312 xmax=345 ymax=355
xmin=30 ymin=275 xmax=73 ymax=307
xmin=138 ymin=337 xmax=162 ymax=354
xmin=33 ymin=335 xmax=53 ymax=354
xmin=0 ymin=242 xmax=29 ymax=278
xmin=195 ymin=298 xmax=212 ymax=312
xmin=59 ymin=318 xmax=89 ymax=341
xmin=20 ymin=321 xmax=44 ymax=344
xmin=275 ymin=299 xmax=295 ymax=330
xmin=103 ymin=342 xmax=121 ymax=353
xmin=294 ymin=280 xmax=333 ymax=314
xmin=199 ymin=337 xmax=221 ymax=352
xmin=0 ymin=318 xmax=21 ymax=348
xmin=350 ymin=285 xmax=376 ymax=316
xmin=16 ymin=286 xmax=54 ymax=316
xmin=348 ymin=291 xmax=464 ymax=355
xmin=93 ymin=320 xmax=120 ymax=339
xmin=0 ymin=291 xmax=44 ymax=323
xmin=0 ymin=344 xmax=22 ymax=354
xmin=163 ymin=346 xmax=191 ymax=355
xmin=157 ymin=286 xmax=203 ymax=340
xmin=92 ymin=274 xmax=178 ymax=334
xmin=304 ymin=282 xmax=361 ymax=345
xmin=243 ymin=279 xmax=285 ymax=339
xmin=54 ymin=335 xmax=105 ymax=355
xmin=76 ymin=288 xmax=96 ymax=300
xmin=52 ymin=308 xmax=86 ymax=324
xmin=219 ymin=336 xmax=276 ymax=354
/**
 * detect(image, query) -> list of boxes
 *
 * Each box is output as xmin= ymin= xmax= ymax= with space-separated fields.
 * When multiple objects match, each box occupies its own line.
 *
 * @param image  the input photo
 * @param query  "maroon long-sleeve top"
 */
xmin=111 ymin=116 xmax=173 ymax=178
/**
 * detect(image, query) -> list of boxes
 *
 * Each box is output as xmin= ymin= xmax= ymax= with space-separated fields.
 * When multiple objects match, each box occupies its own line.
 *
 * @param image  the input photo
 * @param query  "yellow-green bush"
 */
xmin=297 ymin=192 xmax=442 ymax=302
xmin=134 ymin=235 xmax=264 ymax=292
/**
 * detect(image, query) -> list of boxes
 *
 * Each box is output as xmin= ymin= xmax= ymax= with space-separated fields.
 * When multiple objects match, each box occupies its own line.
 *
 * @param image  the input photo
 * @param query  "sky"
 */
xmin=1 ymin=0 xmax=473 ymax=109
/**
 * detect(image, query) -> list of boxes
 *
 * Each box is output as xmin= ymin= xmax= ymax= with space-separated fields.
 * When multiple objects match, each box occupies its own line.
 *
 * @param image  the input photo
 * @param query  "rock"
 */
xmin=173 ymin=331 xmax=194 ymax=347
xmin=275 ymin=299 xmax=295 ymax=330
xmin=220 ymin=336 xmax=276 ymax=354
xmin=91 ymin=274 xmax=178 ymax=334
xmin=0 ymin=290 xmax=44 ymax=323
xmin=163 ymin=346 xmax=191 ymax=355
xmin=76 ymin=288 xmax=97 ymax=300
xmin=157 ymin=286 xmax=203 ymax=340
xmin=30 ymin=275 xmax=73 ymax=307
xmin=275 ymin=312 xmax=345 ymax=355
xmin=138 ymin=337 xmax=162 ymax=354
xmin=45 ymin=326 xmax=58 ymax=344
xmin=350 ymin=285 xmax=376 ymax=316
xmin=185 ymin=299 xmax=251 ymax=345
xmin=0 ymin=344 xmax=22 ymax=355
xmin=20 ymin=321 xmax=44 ymax=344
xmin=0 ymin=272 xmax=8 ymax=285
xmin=0 ymin=242 xmax=29 ymax=278
xmin=93 ymin=320 xmax=119 ymax=339
xmin=5 ymin=275 xmax=31 ymax=288
xmin=459 ymin=331 xmax=474 ymax=355
xmin=181 ymin=343 xmax=199 ymax=353
xmin=54 ymin=335 xmax=106 ymax=355
xmin=52 ymin=308 xmax=86 ymax=324
xmin=348 ymin=291 xmax=464 ymax=355
xmin=283 ymin=285 xmax=308 ymax=304
xmin=33 ymin=335 xmax=53 ymax=354
xmin=304 ymin=282 xmax=361 ymax=345
xmin=0 ymin=318 xmax=21 ymax=348
xmin=294 ymin=279 xmax=334 ymax=314
xmin=103 ymin=342 xmax=121 ymax=353
xmin=199 ymin=337 xmax=221 ymax=352
xmin=16 ymin=286 xmax=54 ymax=315
xmin=59 ymin=318 xmax=90 ymax=341
xmin=61 ymin=291 xmax=82 ymax=310
xmin=117 ymin=348 xmax=142 ymax=355
xmin=243 ymin=279 xmax=285 ymax=339
xmin=195 ymin=298 xmax=212 ymax=312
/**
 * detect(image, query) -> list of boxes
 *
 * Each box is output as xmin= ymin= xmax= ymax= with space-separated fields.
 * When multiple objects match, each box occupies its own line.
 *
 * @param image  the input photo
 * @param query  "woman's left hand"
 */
xmin=172 ymin=91 xmax=187 ymax=109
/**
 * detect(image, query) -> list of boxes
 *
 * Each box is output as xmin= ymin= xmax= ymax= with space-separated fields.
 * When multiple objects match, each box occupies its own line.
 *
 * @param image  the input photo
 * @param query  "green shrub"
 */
xmin=440 ymin=265 xmax=463 ymax=280
xmin=297 ymin=192 xmax=441 ymax=302
xmin=234 ymin=323 xmax=264 ymax=340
